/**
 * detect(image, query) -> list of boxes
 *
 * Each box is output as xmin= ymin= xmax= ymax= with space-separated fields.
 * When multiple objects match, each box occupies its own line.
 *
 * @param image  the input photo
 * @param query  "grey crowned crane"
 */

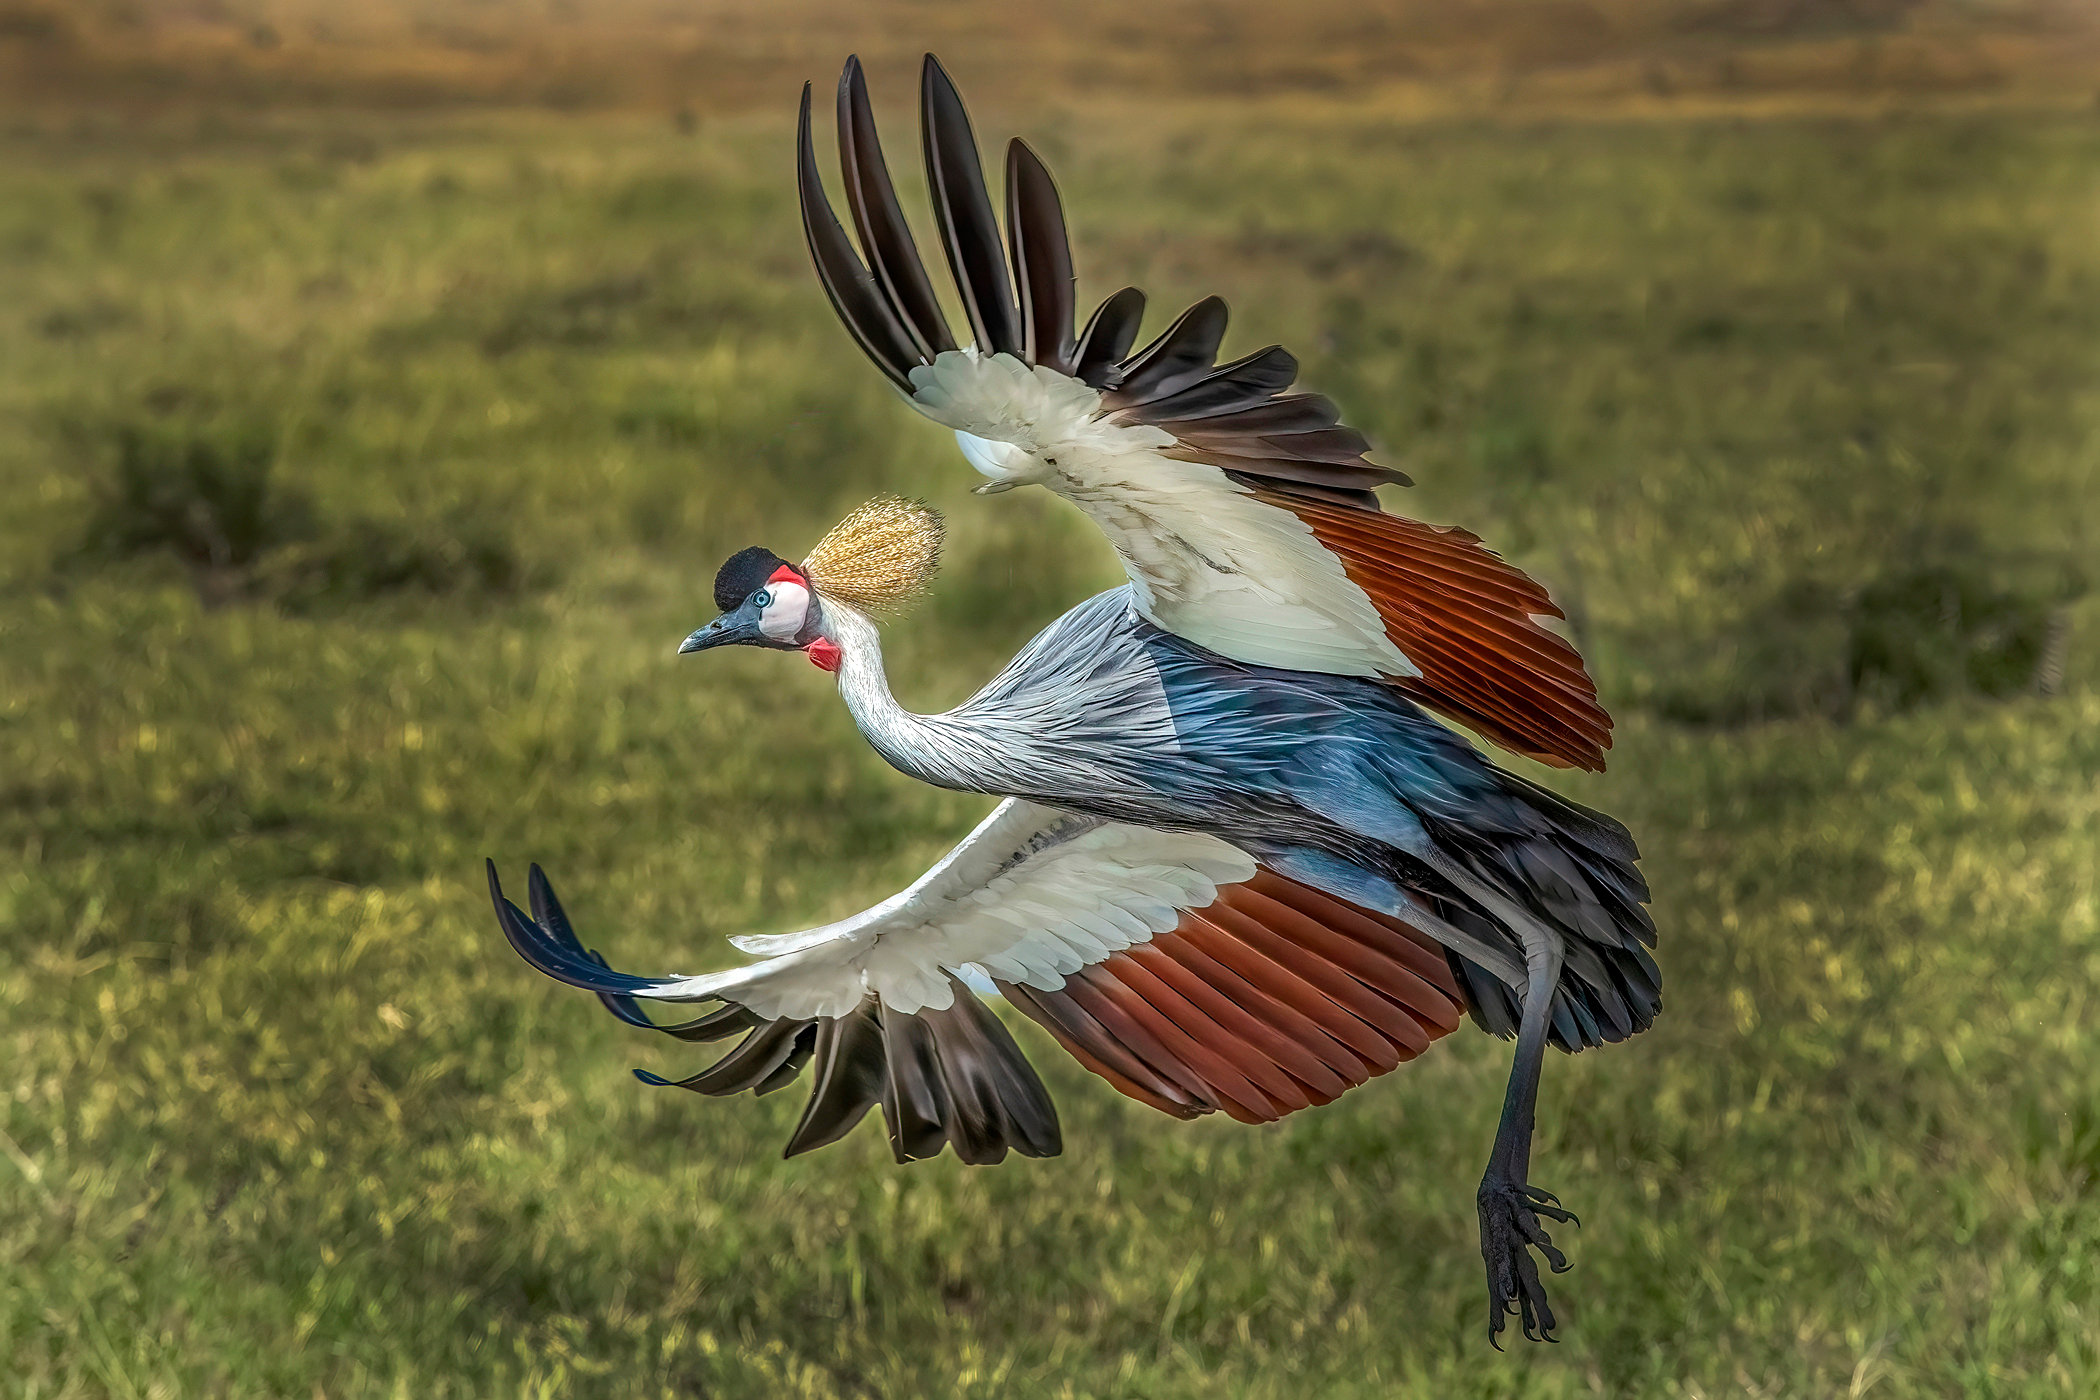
xmin=486 ymin=58 xmax=1659 ymax=1345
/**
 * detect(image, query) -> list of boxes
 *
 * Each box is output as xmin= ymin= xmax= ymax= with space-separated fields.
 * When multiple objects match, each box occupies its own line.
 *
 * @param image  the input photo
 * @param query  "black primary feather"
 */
xmin=797 ymin=83 xmax=922 ymax=391
xmin=1136 ymin=346 xmax=1300 ymax=422
xmin=1159 ymin=393 xmax=1346 ymax=437
xmin=489 ymin=861 xmax=1063 ymax=1167
xmin=920 ymin=53 xmax=1022 ymax=358
xmin=1113 ymin=296 xmax=1232 ymax=406
xmin=880 ymin=1009 xmax=953 ymax=1160
xmin=785 ymin=1007 xmax=889 ymax=1157
xmin=838 ymin=54 xmax=954 ymax=363
xmin=1006 ymin=138 xmax=1078 ymax=373
xmin=1073 ymin=288 xmax=1148 ymax=388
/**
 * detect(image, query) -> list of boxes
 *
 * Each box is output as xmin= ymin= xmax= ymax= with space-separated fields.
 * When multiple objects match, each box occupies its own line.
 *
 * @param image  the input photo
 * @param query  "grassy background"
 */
xmin=4 ymin=26 xmax=2100 ymax=1399
xmin=7 ymin=0 xmax=2098 ymax=113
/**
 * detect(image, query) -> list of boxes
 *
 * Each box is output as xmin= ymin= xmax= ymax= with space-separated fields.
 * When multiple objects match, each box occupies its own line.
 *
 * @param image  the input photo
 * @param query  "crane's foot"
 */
xmin=1477 ymin=1175 xmax=1577 ymax=1346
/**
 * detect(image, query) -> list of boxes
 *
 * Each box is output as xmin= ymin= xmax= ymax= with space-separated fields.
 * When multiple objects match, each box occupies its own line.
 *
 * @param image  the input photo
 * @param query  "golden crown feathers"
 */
xmin=801 ymin=496 xmax=945 ymax=615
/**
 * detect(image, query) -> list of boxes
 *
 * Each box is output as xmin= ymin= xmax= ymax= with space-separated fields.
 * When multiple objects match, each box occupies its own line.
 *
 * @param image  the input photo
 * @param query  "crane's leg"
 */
xmin=1477 ymin=935 xmax=1575 ymax=1346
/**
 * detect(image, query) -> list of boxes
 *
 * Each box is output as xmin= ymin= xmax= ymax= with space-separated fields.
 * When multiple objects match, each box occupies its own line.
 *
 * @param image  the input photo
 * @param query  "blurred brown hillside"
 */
xmin=4 ymin=0 xmax=2098 ymax=113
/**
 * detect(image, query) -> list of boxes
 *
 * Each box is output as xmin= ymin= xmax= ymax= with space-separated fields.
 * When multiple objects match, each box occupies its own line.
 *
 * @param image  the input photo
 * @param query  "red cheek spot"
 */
xmin=805 ymin=638 xmax=843 ymax=673
xmin=768 ymin=564 xmax=805 ymax=586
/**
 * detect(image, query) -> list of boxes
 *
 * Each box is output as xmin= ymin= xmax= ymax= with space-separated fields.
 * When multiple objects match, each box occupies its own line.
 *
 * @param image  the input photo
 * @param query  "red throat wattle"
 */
xmin=806 ymin=638 xmax=843 ymax=672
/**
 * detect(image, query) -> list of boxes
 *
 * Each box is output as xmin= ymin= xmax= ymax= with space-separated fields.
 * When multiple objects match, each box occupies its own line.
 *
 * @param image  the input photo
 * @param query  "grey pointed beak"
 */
xmin=972 ymin=480 xmax=1019 ymax=496
xmin=677 ymin=624 xmax=723 ymax=655
xmin=678 ymin=598 xmax=770 ymax=655
xmin=678 ymin=616 xmax=743 ymax=655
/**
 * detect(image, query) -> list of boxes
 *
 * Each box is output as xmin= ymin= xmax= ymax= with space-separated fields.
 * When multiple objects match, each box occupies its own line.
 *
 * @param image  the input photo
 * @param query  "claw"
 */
xmin=1478 ymin=1176 xmax=1575 ymax=1344
xmin=1521 ymin=1183 xmax=1580 ymax=1226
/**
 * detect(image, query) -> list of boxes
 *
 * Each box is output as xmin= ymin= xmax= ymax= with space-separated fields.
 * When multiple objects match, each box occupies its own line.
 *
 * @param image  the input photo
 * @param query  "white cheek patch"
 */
xmin=758 ymin=580 xmax=811 ymax=641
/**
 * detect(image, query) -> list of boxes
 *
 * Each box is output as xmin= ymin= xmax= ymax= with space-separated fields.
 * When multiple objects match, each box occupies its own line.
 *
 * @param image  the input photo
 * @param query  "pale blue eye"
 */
xmin=754 ymin=589 xmax=772 ymax=607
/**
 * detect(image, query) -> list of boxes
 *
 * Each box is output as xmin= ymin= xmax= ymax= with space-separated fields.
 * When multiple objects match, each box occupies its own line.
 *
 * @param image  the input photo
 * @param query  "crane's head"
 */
xmin=679 ymin=496 xmax=944 ymax=672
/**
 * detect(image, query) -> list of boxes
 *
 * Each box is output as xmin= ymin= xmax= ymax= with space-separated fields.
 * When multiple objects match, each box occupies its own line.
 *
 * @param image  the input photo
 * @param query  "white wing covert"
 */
xmin=498 ymin=800 xmax=1250 ymax=1021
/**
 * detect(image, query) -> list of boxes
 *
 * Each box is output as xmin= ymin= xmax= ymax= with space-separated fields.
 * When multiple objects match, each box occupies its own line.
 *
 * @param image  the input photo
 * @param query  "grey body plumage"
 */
xmin=826 ymin=587 xmax=1657 ymax=1053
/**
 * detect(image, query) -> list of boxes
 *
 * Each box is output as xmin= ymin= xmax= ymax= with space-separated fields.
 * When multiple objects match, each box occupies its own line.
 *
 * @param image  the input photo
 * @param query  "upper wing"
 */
xmin=488 ymin=799 xmax=1467 ymax=1165
xmin=796 ymin=54 xmax=1613 ymax=770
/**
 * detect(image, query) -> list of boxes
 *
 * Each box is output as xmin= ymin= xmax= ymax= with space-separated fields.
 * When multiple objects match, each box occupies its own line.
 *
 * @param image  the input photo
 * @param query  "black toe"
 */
xmin=1478 ymin=1176 xmax=1575 ymax=1344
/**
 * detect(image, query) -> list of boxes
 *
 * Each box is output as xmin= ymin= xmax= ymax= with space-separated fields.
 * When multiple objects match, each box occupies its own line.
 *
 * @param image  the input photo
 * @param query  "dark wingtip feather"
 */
xmin=1112 ymin=296 xmax=1232 ymax=406
xmin=525 ymin=862 xmax=573 ymax=947
xmin=785 ymin=1006 xmax=888 ymax=1157
xmin=1074 ymin=287 xmax=1147 ymax=388
xmin=837 ymin=54 xmax=954 ymax=362
xmin=488 ymin=863 xmax=675 ymax=1001
xmin=1005 ymin=137 xmax=1077 ymax=373
xmin=920 ymin=52 xmax=1022 ymax=358
xmin=648 ymin=1019 xmax=815 ymax=1097
xmin=942 ymin=988 xmax=1063 ymax=1158
xmin=754 ymin=1026 xmax=819 ymax=1095
xmin=500 ymin=850 xmax=1060 ymax=1166
xmin=518 ymin=860 xmax=747 ymax=1032
xmin=797 ymin=79 xmax=920 ymax=391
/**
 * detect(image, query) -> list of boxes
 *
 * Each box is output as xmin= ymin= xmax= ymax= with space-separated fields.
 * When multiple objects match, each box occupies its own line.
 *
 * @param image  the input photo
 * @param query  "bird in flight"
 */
xmin=487 ymin=56 xmax=1657 ymax=1346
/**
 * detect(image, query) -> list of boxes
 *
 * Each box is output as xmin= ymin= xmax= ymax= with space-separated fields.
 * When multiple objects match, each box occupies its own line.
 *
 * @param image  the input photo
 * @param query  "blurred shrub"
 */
xmin=74 ymin=410 xmax=316 ymax=573
xmin=37 ymin=295 xmax=136 ymax=340
xmin=254 ymin=509 xmax=535 ymax=615
xmin=62 ymin=391 xmax=538 ymax=611
xmin=1847 ymin=563 xmax=2065 ymax=710
xmin=1641 ymin=576 xmax=1848 ymax=727
xmin=1647 ymin=558 xmax=2076 ymax=727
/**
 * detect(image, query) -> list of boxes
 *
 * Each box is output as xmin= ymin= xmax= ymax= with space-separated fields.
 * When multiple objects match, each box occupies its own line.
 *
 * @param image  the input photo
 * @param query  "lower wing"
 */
xmin=488 ymin=800 xmax=1468 ymax=1165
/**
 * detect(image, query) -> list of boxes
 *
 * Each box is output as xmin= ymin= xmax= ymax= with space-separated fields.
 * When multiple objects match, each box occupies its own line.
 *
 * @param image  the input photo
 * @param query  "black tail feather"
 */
xmin=1424 ymin=768 xmax=1661 ymax=1055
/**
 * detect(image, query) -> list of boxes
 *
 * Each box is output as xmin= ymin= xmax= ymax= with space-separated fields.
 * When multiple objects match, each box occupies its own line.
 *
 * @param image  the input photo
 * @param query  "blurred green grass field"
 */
xmin=3 ymin=93 xmax=2100 ymax=1397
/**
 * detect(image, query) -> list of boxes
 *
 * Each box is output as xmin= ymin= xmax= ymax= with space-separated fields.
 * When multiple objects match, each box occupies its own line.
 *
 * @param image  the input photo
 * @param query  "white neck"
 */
xmin=812 ymin=588 xmax=1183 ymax=815
xmin=819 ymin=603 xmax=973 ymax=792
